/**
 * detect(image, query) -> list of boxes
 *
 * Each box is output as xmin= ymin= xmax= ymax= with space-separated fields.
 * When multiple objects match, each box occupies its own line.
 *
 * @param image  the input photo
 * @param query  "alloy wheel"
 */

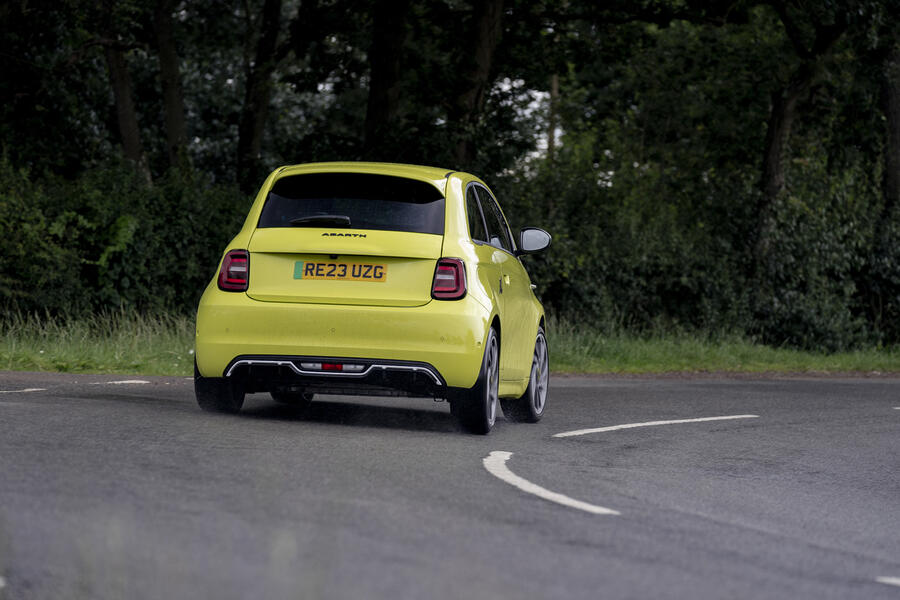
xmin=532 ymin=332 xmax=548 ymax=415
xmin=486 ymin=335 xmax=499 ymax=426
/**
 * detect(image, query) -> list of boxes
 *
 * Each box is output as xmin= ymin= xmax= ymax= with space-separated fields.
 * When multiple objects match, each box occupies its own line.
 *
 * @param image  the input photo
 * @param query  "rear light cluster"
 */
xmin=218 ymin=249 xmax=249 ymax=292
xmin=432 ymin=258 xmax=466 ymax=300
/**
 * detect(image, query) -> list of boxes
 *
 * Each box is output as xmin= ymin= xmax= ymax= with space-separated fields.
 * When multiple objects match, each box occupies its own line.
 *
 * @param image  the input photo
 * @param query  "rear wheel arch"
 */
xmin=455 ymin=325 xmax=500 ymax=434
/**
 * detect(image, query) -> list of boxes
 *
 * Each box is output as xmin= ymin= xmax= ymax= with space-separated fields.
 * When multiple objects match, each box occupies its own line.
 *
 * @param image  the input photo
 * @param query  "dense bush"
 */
xmin=0 ymin=159 xmax=249 ymax=316
xmin=750 ymin=154 xmax=877 ymax=351
xmin=3 ymin=149 xmax=899 ymax=351
xmin=495 ymin=130 xmax=895 ymax=351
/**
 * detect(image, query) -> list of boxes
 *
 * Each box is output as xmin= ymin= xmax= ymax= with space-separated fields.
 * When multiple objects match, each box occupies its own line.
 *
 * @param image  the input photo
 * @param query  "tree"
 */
xmin=448 ymin=0 xmax=505 ymax=167
xmin=153 ymin=0 xmax=189 ymax=172
xmin=884 ymin=43 xmax=900 ymax=218
xmin=755 ymin=1 xmax=847 ymax=265
xmin=104 ymin=42 xmax=152 ymax=183
xmin=363 ymin=0 xmax=411 ymax=155
xmin=237 ymin=0 xmax=284 ymax=192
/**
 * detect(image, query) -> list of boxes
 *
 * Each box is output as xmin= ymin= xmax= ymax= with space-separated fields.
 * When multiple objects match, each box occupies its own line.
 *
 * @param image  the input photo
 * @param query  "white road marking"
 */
xmin=483 ymin=451 xmax=620 ymax=515
xmin=0 ymin=575 xmax=5 ymax=589
xmin=553 ymin=414 xmax=759 ymax=438
xmin=90 ymin=380 xmax=150 ymax=385
xmin=894 ymin=407 xmax=900 ymax=410
xmin=0 ymin=388 xmax=46 ymax=394
xmin=876 ymin=577 xmax=900 ymax=587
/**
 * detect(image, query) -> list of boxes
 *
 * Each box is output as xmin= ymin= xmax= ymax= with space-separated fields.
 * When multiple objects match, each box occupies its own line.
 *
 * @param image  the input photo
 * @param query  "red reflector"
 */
xmin=218 ymin=250 xmax=249 ymax=292
xmin=322 ymin=363 xmax=343 ymax=371
xmin=432 ymin=258 xmax=466 ymax=300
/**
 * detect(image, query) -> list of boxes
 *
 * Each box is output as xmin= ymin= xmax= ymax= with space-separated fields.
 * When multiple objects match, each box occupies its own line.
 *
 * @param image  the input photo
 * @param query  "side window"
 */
xmin=466 ymin=186 xmax=488 ymax=242
xmin=476 ymin=187 xmax=513 ymax=252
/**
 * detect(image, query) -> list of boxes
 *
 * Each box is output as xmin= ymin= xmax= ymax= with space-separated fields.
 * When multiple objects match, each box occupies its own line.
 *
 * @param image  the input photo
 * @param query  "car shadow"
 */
xmin=239 ymin=397 xmax=461 ymax=434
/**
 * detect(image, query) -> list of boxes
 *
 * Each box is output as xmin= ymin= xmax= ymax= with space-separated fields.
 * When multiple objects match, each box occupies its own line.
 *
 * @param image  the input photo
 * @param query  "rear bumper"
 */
xmin=195 ymin=284 xmax=491 ymax=390
xmin=224 ymin=355 xmax=446 ymax=398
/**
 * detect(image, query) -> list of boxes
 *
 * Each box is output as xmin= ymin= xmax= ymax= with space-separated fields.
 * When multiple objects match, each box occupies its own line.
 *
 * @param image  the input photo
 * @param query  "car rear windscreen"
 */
xmin=258 ymin=173 xmax=445 ymax=235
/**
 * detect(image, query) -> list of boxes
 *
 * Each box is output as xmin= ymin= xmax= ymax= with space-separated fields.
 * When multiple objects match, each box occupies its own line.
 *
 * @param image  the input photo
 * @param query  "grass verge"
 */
xmin=548 ymin=318 xmax=900 ymax=374
xmin=1 ymin=312 xmax=899 ymax=377
xmin=0 ymin=311 xmax=194 ymax=376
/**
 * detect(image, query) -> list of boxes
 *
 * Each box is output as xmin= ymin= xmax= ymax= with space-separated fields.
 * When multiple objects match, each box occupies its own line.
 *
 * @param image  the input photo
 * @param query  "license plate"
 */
xmin=293 ymin=261 xmax=387 ymax=282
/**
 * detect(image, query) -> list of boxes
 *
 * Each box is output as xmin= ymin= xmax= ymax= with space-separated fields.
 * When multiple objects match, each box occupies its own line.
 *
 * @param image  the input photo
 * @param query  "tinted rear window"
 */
xmin=258 ymin=173 xmax=445 ymax=235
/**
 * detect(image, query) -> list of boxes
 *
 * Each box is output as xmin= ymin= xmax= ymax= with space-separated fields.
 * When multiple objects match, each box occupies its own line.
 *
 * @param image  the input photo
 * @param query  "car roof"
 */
xmin=273 ymin=162 xmax=455 ymax=185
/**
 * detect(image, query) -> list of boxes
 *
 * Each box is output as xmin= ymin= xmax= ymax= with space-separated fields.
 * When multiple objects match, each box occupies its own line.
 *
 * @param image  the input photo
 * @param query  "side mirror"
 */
xmin=518 ymin=227 xmax=551 ymax=255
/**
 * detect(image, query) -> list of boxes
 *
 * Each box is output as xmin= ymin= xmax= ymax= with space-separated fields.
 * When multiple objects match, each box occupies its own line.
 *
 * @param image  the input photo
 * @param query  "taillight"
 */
xmin=218 ymin=249 xmax=249 ymax=292
xmin=432 ymin=258 xmax=466 ymax=300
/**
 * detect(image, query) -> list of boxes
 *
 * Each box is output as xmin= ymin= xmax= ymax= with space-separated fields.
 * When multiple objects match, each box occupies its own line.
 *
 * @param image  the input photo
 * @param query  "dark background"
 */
xmin=1 ymin=0 xmax=899 ymax=351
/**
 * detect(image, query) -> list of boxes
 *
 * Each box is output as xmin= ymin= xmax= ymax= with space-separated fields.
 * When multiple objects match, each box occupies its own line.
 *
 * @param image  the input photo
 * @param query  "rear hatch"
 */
xmin=246 ymin=172 xmax=444 ymax=307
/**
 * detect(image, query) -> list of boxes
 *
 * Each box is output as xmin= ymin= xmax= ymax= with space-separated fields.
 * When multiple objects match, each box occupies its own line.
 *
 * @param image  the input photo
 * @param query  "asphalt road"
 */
xmin=0 ymin=371 xmax=898 ymax=600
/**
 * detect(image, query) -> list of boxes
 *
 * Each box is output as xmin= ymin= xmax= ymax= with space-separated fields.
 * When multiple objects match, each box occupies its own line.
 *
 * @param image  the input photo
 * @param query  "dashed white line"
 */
xmin=90 ymin=380 xmax=150 ymax=385
xmin=0 ymin=575 xmax=5 ymax=589
xmin=553 ymin=414 xmax=759 ymax=438
xmin=893 ymin=407 xmax=900 ymax=410
xmin=0 ymin=388 xmax=46 ymax=394
xmin=876 ymin=576 xmax=900 ymax=587
xmin=483 ymin=451 xmax=620 ymax=515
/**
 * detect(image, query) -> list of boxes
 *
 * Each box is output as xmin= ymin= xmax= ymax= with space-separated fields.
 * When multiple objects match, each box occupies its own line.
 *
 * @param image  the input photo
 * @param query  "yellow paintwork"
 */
xmin=248 ymin=253 xmax=434 ymax=306
xmin=247 ymin=228 xmax=442 ymax=307
xmin=249 ymin=227 xmax=442 ymax=259
xmin=195 ymin=162 xmax=544 ymax=395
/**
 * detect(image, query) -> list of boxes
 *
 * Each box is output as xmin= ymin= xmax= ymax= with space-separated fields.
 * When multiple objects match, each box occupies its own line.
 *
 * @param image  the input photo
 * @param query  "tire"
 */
xmin=270 ymin=388 xmax=314 ymax=409
xmin=194 ymin=360 xmax=245 ymax=414
xmin=455 ymin=327 xmax=500 ymax=435
xmin=500 ymin=326 xmax=548 ymax=423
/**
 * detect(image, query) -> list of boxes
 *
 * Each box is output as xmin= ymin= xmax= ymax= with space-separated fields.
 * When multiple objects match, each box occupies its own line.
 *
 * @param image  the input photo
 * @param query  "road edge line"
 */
xmin=483 ymin=451 xmax=620 ymax=516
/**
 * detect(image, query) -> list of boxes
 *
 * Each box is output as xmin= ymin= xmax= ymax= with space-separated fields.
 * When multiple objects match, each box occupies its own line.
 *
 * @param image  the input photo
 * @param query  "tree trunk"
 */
xmin=884 ymin=45 xmax=900 ymax=220
xmin=450 ymin=0 xmax=504 ymax=166
xmin=753 ymin=6 xmax=846 ymax=268
xmin=104 ymin=45 xmax=152 ymax=184
xmin=754 ymin=69 xmax=808 ymax=264
xmin=237 ymin=0 xmax=282 ymax=193
xmin=154 ymin=0 xmax=189 ymax=172
xmin=363 ymin=0 xmax=410 ymax=156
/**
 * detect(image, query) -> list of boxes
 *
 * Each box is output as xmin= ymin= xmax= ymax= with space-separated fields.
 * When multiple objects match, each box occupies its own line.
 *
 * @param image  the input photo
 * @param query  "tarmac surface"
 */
xmin=0 ymin=371 xmax=898 ymax=599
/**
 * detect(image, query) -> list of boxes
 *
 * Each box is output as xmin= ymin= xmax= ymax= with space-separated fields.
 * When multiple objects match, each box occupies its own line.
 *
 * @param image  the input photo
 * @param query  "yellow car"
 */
xmin=194 ymin=162 xmax=551 ymax=434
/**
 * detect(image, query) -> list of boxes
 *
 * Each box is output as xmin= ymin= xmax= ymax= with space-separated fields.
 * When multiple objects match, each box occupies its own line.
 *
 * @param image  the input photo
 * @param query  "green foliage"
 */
xmin=1 ymin=0 xmax=899 ymax=354
xmin=0 ymin=158 xmax=248 ymax=315
xmin=0 ymin=160 xmax=88 ymax=312
xmin=752 ymin=152 xmax=877 ymax=351
xmin=499 ymin=127 xmax=753 ymax=337
xmin=495 ymin=10 xmax=897 ymax=351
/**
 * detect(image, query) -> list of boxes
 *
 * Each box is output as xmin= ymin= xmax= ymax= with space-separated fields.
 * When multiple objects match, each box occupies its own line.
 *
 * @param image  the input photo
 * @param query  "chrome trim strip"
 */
xmin=225 ymin=359 xmax=443 ymax=385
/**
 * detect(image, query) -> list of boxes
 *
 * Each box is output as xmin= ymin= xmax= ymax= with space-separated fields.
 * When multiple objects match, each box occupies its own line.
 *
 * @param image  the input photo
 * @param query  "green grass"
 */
xmin=0 ymin=311 xmax=195 ymax=376
xmin=1 ymin=312 xmax=899 ymax=377
xmin=548 ymin=317 xmax=900 ymax=374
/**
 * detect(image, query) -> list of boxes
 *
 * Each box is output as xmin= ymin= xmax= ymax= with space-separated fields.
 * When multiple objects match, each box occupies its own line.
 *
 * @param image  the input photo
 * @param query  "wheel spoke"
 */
xmin=533 ymin=334 xmax=548 ymax=413
xmin=487 ymin=337 xmax=498 ymax=426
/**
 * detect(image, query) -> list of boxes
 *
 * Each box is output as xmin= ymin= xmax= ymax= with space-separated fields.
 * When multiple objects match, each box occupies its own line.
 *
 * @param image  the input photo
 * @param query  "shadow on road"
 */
xmin=239 ymin=397 xmax=460 ymax=434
